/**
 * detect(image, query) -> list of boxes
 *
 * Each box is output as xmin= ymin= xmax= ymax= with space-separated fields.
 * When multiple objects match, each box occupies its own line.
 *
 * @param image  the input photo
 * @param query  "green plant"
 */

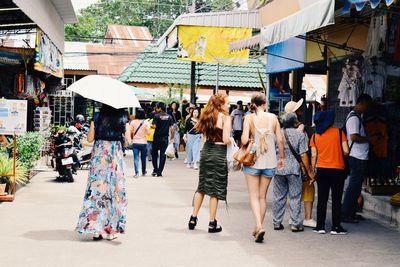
xmin=16 ymin=132 xmax=45 ymax=169
xmin=50 ymin=124 xmax=67 ymax=135
xmin=0 ymin=156 xmax=29 ymax=185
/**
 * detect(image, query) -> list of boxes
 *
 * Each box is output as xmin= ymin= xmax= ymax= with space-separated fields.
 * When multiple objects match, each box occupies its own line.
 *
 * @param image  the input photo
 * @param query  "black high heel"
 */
xmin=208 ymin=220 xmax=222 ymax=233
xmin=188 ymin=215 xmax=198 ymax=230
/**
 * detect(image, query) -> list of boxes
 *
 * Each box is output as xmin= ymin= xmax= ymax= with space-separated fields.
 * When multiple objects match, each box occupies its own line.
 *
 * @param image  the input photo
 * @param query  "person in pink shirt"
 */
xmin=129 ymin=109 xmax=150 ymax=178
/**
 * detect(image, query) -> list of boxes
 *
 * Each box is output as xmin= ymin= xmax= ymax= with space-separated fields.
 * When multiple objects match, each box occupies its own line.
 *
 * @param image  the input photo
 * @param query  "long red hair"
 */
xmin=195 ymin=92 xmax=228 ymax=138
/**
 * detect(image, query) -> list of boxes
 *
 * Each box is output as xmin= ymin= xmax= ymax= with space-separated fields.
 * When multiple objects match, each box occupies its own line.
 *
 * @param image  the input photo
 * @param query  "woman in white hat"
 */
xmin=284 ymin=99 xmax=316 ymax=228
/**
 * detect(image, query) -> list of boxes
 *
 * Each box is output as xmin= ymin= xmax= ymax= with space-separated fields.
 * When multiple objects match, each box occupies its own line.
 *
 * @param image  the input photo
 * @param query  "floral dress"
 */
xmin=75 ymin=140 xmax=127 ymax=235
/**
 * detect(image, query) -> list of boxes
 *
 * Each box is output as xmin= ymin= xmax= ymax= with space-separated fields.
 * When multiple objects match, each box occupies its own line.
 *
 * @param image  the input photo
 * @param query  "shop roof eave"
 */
xmin=156 ymin=10 xmax=261 ymax=54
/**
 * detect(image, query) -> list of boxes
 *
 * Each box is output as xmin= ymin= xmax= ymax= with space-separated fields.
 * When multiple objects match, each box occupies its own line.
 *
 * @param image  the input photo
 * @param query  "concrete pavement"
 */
xmin=0 ymin=153 xmax=399 ymax=267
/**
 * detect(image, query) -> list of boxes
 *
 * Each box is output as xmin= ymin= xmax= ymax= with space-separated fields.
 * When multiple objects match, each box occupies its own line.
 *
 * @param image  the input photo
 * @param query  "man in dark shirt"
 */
xmin=151 ymin=102 xmax=174 ymax=177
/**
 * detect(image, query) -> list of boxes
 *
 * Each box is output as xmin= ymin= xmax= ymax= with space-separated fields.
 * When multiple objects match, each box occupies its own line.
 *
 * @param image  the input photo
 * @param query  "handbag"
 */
xmin=233 ymin=115 xmax=256 ymax=167
xmin=284 ymin=129 xmax=309 ymax=181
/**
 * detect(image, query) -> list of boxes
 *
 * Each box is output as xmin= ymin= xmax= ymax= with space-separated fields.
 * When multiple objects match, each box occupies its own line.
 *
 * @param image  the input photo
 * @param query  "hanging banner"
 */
xmin=266 ymin=37 xmax=305 ymax=74
xmin=177 ymin=26 xmax=251 ymax=64
xmin=34 ymin=28 xmax=63 ymax=78
xmin=0 ymin=98 xmax=28 ymax=135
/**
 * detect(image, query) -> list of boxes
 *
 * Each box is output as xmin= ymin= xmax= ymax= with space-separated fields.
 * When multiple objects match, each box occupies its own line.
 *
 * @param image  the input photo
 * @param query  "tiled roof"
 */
xmin=118 ymin=45 xmax=267 ymax=89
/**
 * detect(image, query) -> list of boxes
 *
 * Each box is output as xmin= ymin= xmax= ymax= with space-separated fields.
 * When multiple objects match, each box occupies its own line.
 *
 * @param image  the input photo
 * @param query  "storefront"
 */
xmin=0 ymin=0 xmax=77 ymax=131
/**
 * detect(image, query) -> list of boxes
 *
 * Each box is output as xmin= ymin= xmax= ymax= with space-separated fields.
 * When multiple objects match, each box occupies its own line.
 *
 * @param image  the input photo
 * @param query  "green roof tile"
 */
xmin=118 ymin=45 xmax=266 ymax=88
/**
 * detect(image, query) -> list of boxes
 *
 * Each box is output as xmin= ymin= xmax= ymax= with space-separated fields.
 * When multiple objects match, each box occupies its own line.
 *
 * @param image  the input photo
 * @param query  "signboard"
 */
xmin=177 ymin=26 xmax=251 ymax=64
xmin=34 ymin=28 xmax=64 ymax=78
xmin=0 ymin=99 xmax=28 ymax=135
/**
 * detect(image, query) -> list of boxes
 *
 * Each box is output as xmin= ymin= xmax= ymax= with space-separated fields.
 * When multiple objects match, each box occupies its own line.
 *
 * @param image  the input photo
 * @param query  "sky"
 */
xmin=71 ymin=0 xmax=99 ymax=12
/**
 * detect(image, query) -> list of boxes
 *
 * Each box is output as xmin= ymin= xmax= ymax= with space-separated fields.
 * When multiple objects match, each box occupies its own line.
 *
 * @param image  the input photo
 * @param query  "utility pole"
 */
xmin=190 ymin=0 xmax=197 ymax=104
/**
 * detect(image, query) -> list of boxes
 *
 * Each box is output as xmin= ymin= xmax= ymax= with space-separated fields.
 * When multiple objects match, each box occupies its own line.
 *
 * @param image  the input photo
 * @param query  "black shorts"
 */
xmin=233 ymin=130 xmax=243 ymax=141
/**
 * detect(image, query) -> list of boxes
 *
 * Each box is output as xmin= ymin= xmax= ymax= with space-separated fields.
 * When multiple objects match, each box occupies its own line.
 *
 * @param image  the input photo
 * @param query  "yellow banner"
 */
xmin=177 ymin=26 xmax=251 ymax=64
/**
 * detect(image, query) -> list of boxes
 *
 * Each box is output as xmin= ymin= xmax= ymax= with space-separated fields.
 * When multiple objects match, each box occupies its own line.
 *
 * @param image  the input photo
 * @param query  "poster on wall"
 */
xmin=34 ymin=28 xmax=63 ymax=78
xmin=269 ymin=72 xmax=291 ymax=99
xmin=177 ymin=26 xmax=251 ymax=64
xmin=0 ymin=99 xmax=28 ymax=135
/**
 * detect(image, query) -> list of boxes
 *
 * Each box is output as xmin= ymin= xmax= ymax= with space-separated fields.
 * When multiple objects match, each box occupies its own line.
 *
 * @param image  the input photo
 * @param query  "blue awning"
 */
xmin=343 ymin=0 xmax=395 ymax=13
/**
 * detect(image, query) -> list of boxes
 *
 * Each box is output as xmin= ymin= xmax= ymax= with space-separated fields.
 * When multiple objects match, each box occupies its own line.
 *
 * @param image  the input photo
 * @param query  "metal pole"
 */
xmin=214 ymin=63 xmax=220 ymax=94
xmin=190 ymin=0 xmax=197 ymax=104
xmin=190 ymin=62 xmax=196 ymax=104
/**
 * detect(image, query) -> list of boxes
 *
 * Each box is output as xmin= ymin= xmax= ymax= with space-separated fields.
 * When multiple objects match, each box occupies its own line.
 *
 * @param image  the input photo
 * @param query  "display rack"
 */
xmin=33 ymin=107 xmax=52 ymax=134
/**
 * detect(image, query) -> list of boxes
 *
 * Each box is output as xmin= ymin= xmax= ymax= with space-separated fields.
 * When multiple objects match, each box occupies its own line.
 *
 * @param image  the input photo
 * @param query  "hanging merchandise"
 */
xmin=338 ymin=58 xmax=362 ymax=107
xmin=363 ymin=57 xmax=386 ymax=99
xmin=364 ymin=13 xmax=388 ymax=58
xmin=14 ymin=72 xmax=24 ymax=94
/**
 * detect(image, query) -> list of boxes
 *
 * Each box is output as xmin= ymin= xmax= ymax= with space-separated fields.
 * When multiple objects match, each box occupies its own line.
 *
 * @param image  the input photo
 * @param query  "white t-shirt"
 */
xmin=346 ymin=112 xmax=369 ymax=160
xmin=230 ymin=109 xmax=245 ymax=131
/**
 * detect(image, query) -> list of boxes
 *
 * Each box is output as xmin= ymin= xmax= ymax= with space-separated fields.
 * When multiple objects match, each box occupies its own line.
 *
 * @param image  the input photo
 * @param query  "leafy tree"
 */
xmin=65 ymin=0 xmax=235 ymax=41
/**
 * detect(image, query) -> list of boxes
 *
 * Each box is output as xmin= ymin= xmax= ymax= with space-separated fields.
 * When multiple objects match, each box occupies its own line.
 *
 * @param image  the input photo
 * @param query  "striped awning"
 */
xmin=343 ymin=0 xmax=395 ymax=12
xmin=230 ymin=0 xmax=335 ymax=51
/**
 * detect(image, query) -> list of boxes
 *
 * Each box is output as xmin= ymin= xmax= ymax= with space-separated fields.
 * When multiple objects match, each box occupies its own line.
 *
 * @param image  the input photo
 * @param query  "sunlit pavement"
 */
xmin=1 ymin=153 xmax=399 ymax=267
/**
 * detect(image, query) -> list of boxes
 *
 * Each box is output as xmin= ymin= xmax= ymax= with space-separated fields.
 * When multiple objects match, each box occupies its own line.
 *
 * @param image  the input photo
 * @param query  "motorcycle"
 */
xmin=67 ymin=126 xmax=92 ymax=169
xmin=51 ymin=131 xmax=78 ymax=183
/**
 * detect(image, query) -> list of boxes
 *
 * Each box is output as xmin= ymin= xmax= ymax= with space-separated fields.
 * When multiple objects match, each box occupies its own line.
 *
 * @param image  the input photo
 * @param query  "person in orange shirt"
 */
xmin=310 ymin=110 xmax=350 ymax=235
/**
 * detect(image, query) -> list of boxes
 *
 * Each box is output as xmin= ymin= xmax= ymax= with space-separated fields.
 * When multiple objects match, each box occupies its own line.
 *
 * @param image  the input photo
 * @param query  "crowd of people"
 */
xmin=74 ymin=92 xmax=375 ymax=243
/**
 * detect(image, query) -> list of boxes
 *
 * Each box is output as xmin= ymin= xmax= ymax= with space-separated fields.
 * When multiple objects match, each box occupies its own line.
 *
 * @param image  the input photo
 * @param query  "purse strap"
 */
xmin=283 ymin=129 xmax=302 ymax=164
xmin=132 ymin=120 xmax=145 ymax=138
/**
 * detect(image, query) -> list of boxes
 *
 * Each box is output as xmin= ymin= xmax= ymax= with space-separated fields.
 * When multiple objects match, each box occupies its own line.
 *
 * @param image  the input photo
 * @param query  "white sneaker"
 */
xmin=303 ymin=219 xmax=317 ymax=228
xmin=193 ymin=162 xmax=198 ymax=170
xmin=186 ymin=163 xmax=191 ymax=168
xmin=184 ymin=159 xmax=187 ymax=164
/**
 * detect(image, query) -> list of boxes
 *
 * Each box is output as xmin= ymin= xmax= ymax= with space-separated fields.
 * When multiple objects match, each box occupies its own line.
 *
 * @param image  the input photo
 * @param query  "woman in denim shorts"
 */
xmin=241 ymin=93 xmax=285 ymax=243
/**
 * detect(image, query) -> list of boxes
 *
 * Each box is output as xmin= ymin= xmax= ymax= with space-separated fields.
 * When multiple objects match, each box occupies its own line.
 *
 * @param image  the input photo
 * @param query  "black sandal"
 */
xmin=188 ymin=215 xmax=198 ymax=230
xmin=208 ymin=220 xmax=222 ymax=233
xmin=273 ymin=224 xmax=284 ymax=231
xmin=291 ymin=225 xmax=304 ymax=232
xmin=92 ymin=234 xmax=103 ymax=241
xmin=255 ymin=228 xmax=265 ymax=243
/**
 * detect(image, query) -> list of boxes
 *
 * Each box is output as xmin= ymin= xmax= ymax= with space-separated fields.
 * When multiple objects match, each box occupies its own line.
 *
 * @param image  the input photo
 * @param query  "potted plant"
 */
xmin=0 ymin=175 xmax=9 ymax=195
xmin=0 ymin=156 xmax=29 ymax=194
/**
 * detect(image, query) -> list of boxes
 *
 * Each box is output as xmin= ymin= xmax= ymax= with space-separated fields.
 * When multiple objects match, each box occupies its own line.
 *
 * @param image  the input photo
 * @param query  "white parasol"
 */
xmin=67 ymin=75 xmax=141 ymax=109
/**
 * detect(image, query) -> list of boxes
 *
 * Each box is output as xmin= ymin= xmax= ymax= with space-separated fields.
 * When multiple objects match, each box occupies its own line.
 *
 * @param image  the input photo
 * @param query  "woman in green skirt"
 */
xmin=187 ymin=92 xmax=232 ymax=233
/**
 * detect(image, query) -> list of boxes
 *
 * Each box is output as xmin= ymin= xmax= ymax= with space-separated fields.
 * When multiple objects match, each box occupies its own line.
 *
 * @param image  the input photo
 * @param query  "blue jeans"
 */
xmin=186 ymin=134 xmax=201 ymax=164
xmin=152 ymin=137 xmax=169 ymax=175
xmin=133 ymin=143 xmax=147 ymax=175
xmin=342 ymin=156 xmax=367 ymax=219
xmin=147 ymin=141 xmax=153 ymax=160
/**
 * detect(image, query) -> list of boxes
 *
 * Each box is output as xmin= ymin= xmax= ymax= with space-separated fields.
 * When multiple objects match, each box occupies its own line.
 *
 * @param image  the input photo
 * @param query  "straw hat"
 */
xmin=284 ymin=98 xmax=304 ymax=114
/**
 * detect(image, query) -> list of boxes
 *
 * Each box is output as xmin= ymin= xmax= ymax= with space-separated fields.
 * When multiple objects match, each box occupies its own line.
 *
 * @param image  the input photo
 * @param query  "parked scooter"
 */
xmin=52 ymin=130 xmax=79 ymax=183
xmin=67 ymin=125 xmax=92 ymax=169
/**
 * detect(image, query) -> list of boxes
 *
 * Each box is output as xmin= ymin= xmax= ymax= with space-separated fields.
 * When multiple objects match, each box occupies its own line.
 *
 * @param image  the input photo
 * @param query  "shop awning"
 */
xmin=156 ymin=10 xmax=261 ymax=54
xmin=343 ymin=0 xmax=395 ymax=12
xmin=230 ymin=0 xmax=335 ymax=51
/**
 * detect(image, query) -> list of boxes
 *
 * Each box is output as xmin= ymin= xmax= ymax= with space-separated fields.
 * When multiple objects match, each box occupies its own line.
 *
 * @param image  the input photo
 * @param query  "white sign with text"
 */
xmin=0 ymin=98 xmax=28 ymax=135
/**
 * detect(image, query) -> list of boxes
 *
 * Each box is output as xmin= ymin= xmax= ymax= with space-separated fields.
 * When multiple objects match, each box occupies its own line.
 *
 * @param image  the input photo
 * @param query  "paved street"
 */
xmin=1 ymin=153 xmax=399 ymax=267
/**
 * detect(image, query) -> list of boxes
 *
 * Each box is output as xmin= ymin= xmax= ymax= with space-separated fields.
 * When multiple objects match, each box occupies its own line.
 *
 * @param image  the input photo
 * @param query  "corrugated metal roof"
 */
xmin=119 ymin=45 xmax=267 ymax=89
xmin=64 ymin=26 xmax=153 ymax=76
xmin=104 ymin=25 xmax=153 ymax=47
xmin=64 ymin=42 xmax=92 ymax=70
